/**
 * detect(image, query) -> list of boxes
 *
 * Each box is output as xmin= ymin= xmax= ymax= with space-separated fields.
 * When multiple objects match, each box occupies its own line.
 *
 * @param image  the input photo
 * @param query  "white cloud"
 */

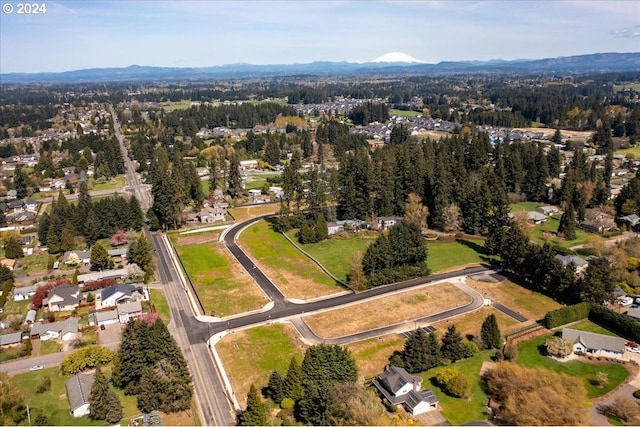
xmin=612 ymin=27 xmax=640 ymax=38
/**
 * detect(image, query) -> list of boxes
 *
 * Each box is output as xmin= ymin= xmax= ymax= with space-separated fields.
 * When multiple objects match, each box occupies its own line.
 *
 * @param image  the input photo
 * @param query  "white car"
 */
xmin=29 ymin=365 xmax=43 ymax=371
xmin=627 ymin=347 xmax=640 ymax=354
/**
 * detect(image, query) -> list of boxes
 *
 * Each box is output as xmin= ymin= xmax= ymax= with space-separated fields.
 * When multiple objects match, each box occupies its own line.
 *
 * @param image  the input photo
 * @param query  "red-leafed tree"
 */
xmin=32 ymin=279 xmax=71 ymax=309
xmin=110 ymin=230 xmax=129 ymax=247
xmin=83 ymin=278 xmax=118 ymax=292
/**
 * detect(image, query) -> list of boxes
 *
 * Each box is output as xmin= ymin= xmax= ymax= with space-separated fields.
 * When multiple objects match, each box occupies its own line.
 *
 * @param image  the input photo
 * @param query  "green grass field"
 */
xmin=150 ymin=289 xmax=171 ymax=322
xmin=286 ymin=231 xmax=488 ymax=280
xmin=39 ymin=340 xmax=62 ymax=355
xmin=159 ymin=100 xmax=197 ymax=111
xmin=516 ymin=335 xmax=629 ymax=398
xmin=427 ymin=238 xmax=489 ymax=272
xmin=238 ymin=220 xmax=340 ymax=291
xmin=285 ymin=231 xmax=373 ymax=281
xmin=615 ymin=146 xmax=640 ymax=159
xmin=89 ymin=175 xmax=126 ymax=191
xmin=176 ymin=244 xmax=266 ymax=316
xmin=389 ymin=108 xmax=423 ymax=117
xmin=10 ymin=367 xmax=140 ymax=426
xmin=568 ymin=320 xmax=620 ymax=337
xmin=614 ymin=83 xmax=640 ymax=92
xmin=531 ymin=215 xmax=600 ymax=248
xmin=419 ymin=350 xmax=494 ymax=425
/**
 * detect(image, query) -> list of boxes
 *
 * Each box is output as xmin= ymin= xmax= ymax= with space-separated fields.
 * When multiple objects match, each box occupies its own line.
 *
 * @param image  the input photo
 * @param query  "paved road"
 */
xmin=1 ymin=351 xmax=66 ymax=376
xmin=491 ymin=302 xmax=528 ymax=322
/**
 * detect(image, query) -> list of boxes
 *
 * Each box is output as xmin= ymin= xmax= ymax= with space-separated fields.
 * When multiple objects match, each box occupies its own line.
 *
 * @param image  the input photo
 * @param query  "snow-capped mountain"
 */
xmin=371 ymin=52 xmax=426 ymax=63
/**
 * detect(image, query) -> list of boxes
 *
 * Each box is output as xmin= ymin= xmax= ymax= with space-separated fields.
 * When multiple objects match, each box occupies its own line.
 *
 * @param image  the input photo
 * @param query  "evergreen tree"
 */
xmin=480 ymin=314 xmax=502 ymax=349
xmin=60 ymin=221 xmax=76 ymax=253
xmin=13 ymin=165 xmax=28 ymax=199
xmin=89 ymin=367 xmax=110 ymax=420
xmin=128 ymin=233 xmax=154 ymax=273
xmin=579 ymin=256 xmax=617 ymax=304
xmin=105 ymin=390 xmax=123 ymax=424
xmin=264 ymin=139 xmax=281 ymax=166
xmin=37 ymin=212 xmax=50 ymax=246
xmin=401 ymin=328 xmax=434 ymax=373
xmin=127 ymin=196 xmax=144 ymax=231
xmin=227 ymin=154 xmax=243 ymax=198
xmin=90 ymin=241 xmax=110 ymax=270
xmin=150 ymin=147 xmax=180 ymax=229
xmin=265 ymin=370 xmax=284 ymax=404
xmin=301 ymin=344 xmax=358 ymax=389
xmin=4 ymin=236 xmax=23 ymax=259
xmin=239 ymin=384 xmax=267 ymax=426
xmin=208 ymin=156 xmax=220 ymax=194
xmin=298 ymin=383 xmax=335 ymax=426
xmin=558 ymin=203 xmax=577 ymax=240
xmin=441 ymin=325 xmax=465 ymax=362
xmin=282 ymin=357 xmax=303 ymax=401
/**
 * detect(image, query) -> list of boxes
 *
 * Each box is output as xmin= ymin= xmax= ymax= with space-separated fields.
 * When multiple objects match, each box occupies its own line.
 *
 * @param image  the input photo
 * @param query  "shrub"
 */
xmin=589 ymin=304 xmax=640 ymax=343
xmin=543 ymin=302 xmax=591 ymax=329
xmin=436 ymin=367 xmax=470 ymax=398
xmin=633 ymin=389 xmax=640 ymax=399
xmin=503 ymin=342 xmax=519 ymax=361
xmin=492 ymin=350 xmax=504 ymax=361
xmin=280 ymin=398 xmax=295 ymax=410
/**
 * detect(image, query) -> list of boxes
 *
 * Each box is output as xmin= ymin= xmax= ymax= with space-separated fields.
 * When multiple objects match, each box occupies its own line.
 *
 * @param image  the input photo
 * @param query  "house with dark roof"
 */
xmin=43 ymin=284 xmax=80 ymax=312
xmin=562 ymin=328 xmax=626 ymax=358
xmin=372 ymin=365 xmax=438 ymax=415
xmin=555 ymin=254 xmax=589 ymax=275
xmin=66 ymin=373 xmax=94 ymax=417
xmin=13 ymin=283 xmax=41 ymax=301
xmin=99 ymin=283 xmax=148 ymax=308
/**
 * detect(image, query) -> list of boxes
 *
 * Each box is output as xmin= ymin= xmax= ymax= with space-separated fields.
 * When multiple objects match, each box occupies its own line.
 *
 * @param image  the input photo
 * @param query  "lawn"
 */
xmin=530 ymin=215 xmax=600 ymax=248
xmin=175 ymin=243 xmax=266 ymax=317
xmin=0 ymin=343 xmax=27 ymax=362
xmin=288 ymin=232 xmax=488 ymax=281
xmin=516 ymin=335 xmax=630 ymax=398
xmin=285 ymin=230 xmax=374 ymax=281
xmin=509 ymin=201 xmax=541 ymax=212
xmin=427 ymin=238 xmax=489 ymax=273
xmin=150 ymin=289 xmax=171 ymax=322
xmin=10 ymin=367 xmax=140 ymax=426
xmin=89 ymin=175 xmax=126 ymax=191
xmin=237 ymin=220 xmax=343 ymax=299
xmin=19 ymin=252 xmax=54 ymax=274
xmin=160 ymin=100 xmax=197 ymax=111
xmin=215 ymin=324 xmax=305 ymax=405
xmin=616 ymin=146 xmax=640 ymax=159
xmin=569 ymin=319 xmax=620 ymax=337
xmin=389 ymin=108 xmax=423 ymax=117
xmin=419 ymin=350 xmax=494 ymax=425
xmin=347 ymin=335 xmax=405 ymax=379
xmin=39 ymin=339 xmax=62 ymax=355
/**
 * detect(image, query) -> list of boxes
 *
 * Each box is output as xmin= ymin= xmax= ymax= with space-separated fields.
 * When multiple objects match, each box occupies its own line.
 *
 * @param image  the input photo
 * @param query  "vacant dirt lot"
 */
xmin=304 ymin=282 xmax=471 ymax=339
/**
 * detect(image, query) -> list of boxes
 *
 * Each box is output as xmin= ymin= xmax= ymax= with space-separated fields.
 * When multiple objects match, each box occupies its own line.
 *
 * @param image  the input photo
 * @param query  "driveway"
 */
xmin=98 ymin=323 xmax=122 ymax=351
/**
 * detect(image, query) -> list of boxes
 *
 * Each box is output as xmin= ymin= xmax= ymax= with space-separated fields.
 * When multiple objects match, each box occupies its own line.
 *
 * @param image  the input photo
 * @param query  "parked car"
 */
xmin=100 ymin=324 xmax=106 ymax=330
xmin=29 ymin=365 xmax=43 ymax=371
xmin=620 ymin=297 xmax=634 ymax=306
xmin=627 ymin=347 xmax=640 ymax=354
xmin=626 ymin=341 xmax=638 ymax=348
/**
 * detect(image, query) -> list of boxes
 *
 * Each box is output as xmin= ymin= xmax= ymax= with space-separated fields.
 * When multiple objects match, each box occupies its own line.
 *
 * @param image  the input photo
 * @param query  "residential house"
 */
xmin=508 ymin=211 xmax=547 ymax=224
xmin=117 ymin=301 xmax=143 ymax=323
xmin=24 ymin=199 xmax=37 ymax=211
xmin=626 ymin=306 xmax=640 ymax=322
xmin=30 ymin=317 xmax=79 ymax=341
xmin=107 ymin=248 xmax=128 ymax=260
xmin=197 ymin=205 xmax=227 ymax=223
xmin=95 ymin=309 xmax=119 ymax=326
xmin=562 ymin=328 xmax=625 ymax=358
xmin=0 ymin=331 xmax=22 ymax=347
xmin=43 ymin=284 xmax=80 ymax=312
xmin=248 ymin=189 xmax=262 ymax=197
xmin=99 ymin=283 xmax=148 ymax=308
xmin=77 ymin=268 xmax=127 ymax=285
xmin=327 ymin=222 xmax=344 ymax=235
xmin=581 ymin=220 xmax=609 ymax=234
xmin=620 ymin=214 xmax=640 ymax=228
xmin=537 ymin=205 xmax=559 ymax=216
xmin=372 ymin=365 xmax=439 ymax=415
xmin=376 ymin=216 xmax=402 ymax=230
xmin=13 ymin=283 xmax=41 ymax=301
xmin=66 ymin=373 xmax=94 ymax=417
xmin=63 ymin=250 xmax=90 ymax=265
xmin=555 ymin=254 xmax=589 ymax=275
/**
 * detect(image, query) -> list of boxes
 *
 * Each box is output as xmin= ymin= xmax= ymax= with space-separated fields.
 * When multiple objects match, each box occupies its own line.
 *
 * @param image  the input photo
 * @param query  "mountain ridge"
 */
xmin=2 ymin=52 xmax=639 ymax=83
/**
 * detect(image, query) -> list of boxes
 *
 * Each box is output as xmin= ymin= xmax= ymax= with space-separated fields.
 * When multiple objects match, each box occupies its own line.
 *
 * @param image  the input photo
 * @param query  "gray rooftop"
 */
xmin=78 ymin=268 xmax=127 ymax=284
xmin=0 ymin=331 xmax=22 ymax=346
xmin=30 ymin=317 xmax=79 ymax=337
xmin=377 ymin=365 xmax=420 ymax=395
xmin=65 ymin=373 xmax=94 ymax=412
xmin=562 ymin=328 xmax=626 ymax=354
xmin=117 ymin=301 xmax=142 ymax=315
xmin=95 ymin=309 xmax=118 ymax=323
xmin=555 ymin=254 xmax=589 ymax=268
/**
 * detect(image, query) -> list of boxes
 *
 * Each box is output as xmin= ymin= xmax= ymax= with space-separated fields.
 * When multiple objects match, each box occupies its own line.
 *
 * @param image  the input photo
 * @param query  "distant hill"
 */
xmin=2 ymin=52 xmax=639 ymax=83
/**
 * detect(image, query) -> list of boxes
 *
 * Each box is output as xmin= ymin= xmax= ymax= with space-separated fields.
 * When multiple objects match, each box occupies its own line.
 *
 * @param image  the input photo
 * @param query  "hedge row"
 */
xmin=543 ymin=302 xmax=591 ymax=329
xmin=589 ymin=304 xmax=640 ymax=343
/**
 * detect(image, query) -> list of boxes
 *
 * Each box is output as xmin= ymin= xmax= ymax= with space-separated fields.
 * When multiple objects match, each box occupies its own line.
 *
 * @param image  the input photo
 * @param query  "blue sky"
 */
xmin=0 ymin=0 xmax=638 ymax=73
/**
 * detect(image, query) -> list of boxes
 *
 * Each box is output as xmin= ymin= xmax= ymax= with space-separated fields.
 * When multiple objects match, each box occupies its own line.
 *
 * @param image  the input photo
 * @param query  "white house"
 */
xmin=99 ymin=283 xmax=148 ymax=308
xmin=537 ymin=205 xmax=559 ymax=216
xmin=562 ymin=328 xmax=626 ymax=358
xmin=43 ymin=284 xmax=80 ymax=312
xmin=13 ymin=283 xmax=41 ymax=301
xmin=77 ymin=268 xmax=127 ymax=285
xmin=117 ymin=301 xmax=143 ymax=323
xmin=66 ymin=373 xmax=94 ymax=417
xmin=30 ymin=317 xmax=79 ymax=341
xmin=95 ymin=309 xmax=119 ymax=326
xmin=372 ymin=365 xmax=439 ymax=415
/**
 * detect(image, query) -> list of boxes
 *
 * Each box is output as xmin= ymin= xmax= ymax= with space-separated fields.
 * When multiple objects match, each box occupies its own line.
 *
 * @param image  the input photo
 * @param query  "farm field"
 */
xmin=303 ymin=282 xmax=471 ymax=339
xmin=389 ymin=108 xmax=422 ymax=117
xmin=227 ymin=204 xmax=279 ymax=222
xmin=237 ymin=220 xmax=343 ymax=299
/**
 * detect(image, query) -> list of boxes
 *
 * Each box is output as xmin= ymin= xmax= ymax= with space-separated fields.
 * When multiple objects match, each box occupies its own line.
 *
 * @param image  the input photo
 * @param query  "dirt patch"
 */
xmin=258 ymin=261 xmax=344 ymax=300
xmin=228 ymin=204 xmax=280 ymax=222
xmin=304 ymin=282 xmax=471 ymax=339
xmin=347 ymin=335 xmax=405 ymax=379
xmin=479 ymin=361 xmax=497 ymax=377
xmin=433 ymin=306 xmax=522 ymax=339
xmin=159 ymin=409 xmax=197 ymax=426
